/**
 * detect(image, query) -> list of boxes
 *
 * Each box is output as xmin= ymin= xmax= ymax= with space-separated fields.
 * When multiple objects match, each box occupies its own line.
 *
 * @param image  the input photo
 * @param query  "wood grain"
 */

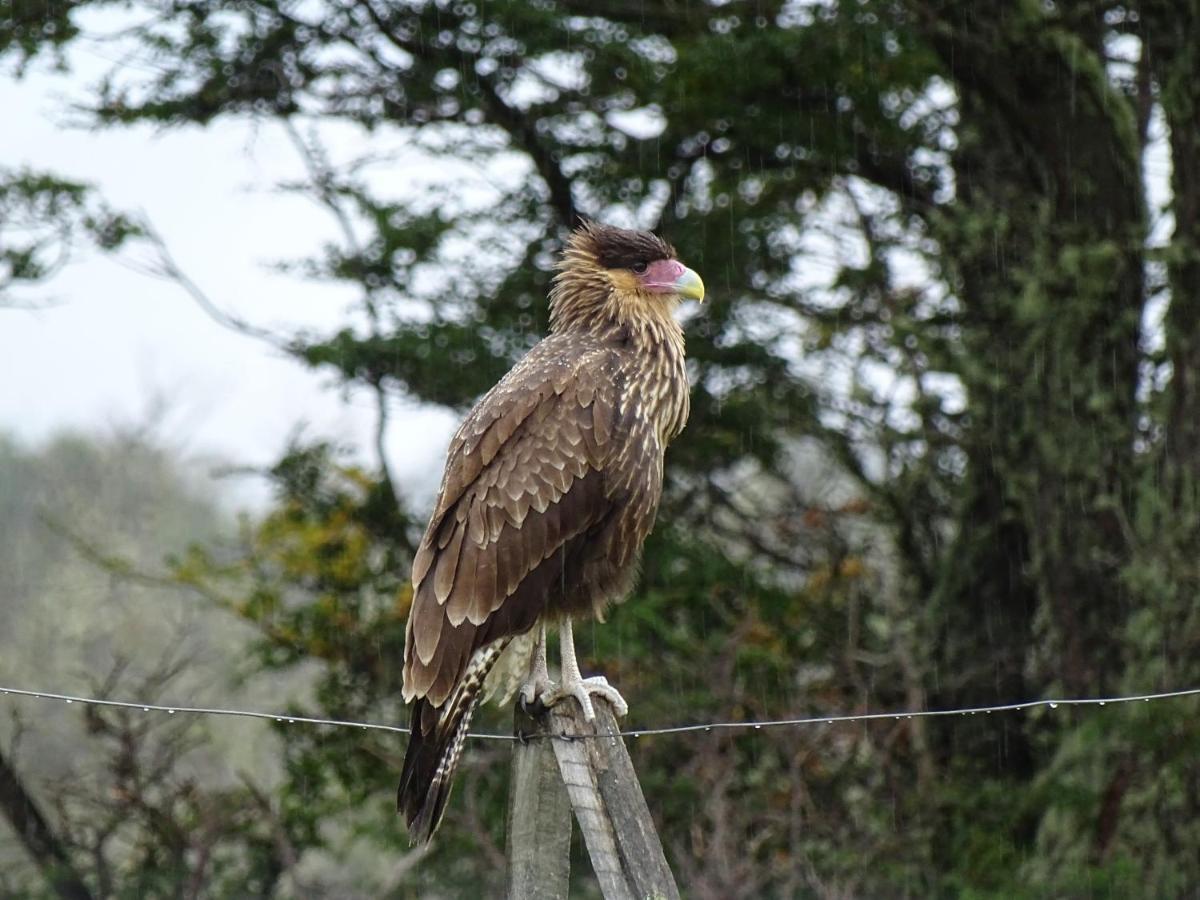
xmin=507 ymin=697 xmax=679 ymax=900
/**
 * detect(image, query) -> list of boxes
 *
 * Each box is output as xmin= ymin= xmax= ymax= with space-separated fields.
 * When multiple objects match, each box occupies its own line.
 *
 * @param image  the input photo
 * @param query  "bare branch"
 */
xmin=0 ymin=749 xmax=96 ymax=900
xmin=125 ymin=219 xmax=292 ymax=351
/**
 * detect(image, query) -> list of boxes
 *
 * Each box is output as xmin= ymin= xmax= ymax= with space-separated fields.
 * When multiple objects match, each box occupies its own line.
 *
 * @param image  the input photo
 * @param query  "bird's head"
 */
xmin=548 ymin=221 xmax=704 ymax=334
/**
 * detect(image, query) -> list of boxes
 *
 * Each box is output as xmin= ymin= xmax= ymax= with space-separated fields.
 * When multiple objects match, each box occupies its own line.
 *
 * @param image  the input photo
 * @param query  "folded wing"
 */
xmin=402 ymin=336 xmax=624 ymax=708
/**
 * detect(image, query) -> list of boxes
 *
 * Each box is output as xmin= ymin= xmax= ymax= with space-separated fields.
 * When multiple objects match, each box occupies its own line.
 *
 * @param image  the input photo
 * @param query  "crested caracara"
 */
xmin=398 ymin=221 xmax=704 ymax=843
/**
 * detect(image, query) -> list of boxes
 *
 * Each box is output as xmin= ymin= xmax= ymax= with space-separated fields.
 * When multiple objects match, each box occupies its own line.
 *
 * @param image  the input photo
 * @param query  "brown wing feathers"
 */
xmin=398 ymin=637 xmax=511 ymax=844
xmin=404 ymin=345 xmax=615 ymax=701
xmin=398 ymin=341 xmax=618 ymax=841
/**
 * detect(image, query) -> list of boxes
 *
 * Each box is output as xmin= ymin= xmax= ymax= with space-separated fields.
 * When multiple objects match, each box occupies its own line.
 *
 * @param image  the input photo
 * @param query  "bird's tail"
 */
xmin=398 ymin=639 xmax=509 ymax=844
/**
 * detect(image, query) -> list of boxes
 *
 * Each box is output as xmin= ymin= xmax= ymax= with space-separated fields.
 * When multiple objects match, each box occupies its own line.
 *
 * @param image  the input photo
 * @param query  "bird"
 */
xmin=397 ymin=220 xmax=704 ymax=844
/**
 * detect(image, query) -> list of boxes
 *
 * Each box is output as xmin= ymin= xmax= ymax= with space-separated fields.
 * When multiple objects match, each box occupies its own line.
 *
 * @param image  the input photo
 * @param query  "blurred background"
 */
xmin=2 ymin=1 xmax=1198 ymax=896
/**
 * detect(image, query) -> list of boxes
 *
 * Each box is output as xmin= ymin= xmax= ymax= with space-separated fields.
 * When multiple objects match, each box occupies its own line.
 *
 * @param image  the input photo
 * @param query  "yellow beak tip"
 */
xmin=675 ymin=267 xmax=705 ymax=302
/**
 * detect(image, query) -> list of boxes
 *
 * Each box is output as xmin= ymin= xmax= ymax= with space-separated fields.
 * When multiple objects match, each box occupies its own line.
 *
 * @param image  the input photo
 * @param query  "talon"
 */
xmin=518 ymin=685 xmax=550 ymax=718
xmin=543 ymin=675 xmax=629 ymax=720
xmin=547 ymin=618 xmax=630 ymax=720
xmin=517 ymin=622 xmax=552 ymax=715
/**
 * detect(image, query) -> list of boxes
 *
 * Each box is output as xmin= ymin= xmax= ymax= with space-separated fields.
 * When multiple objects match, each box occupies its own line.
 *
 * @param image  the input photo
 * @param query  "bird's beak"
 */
xmin=673 ymin=267 xmax=705 ymax=302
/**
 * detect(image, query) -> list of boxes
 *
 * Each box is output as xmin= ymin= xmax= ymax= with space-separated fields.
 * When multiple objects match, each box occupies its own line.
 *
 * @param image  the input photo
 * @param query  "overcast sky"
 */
xmin=2 ymin=56 xmax=459 ymax=511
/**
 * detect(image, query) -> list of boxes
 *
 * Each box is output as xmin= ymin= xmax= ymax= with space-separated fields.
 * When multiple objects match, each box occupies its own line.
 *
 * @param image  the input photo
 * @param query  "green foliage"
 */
xmin=0 ymin=169 xmax=142 ymax=301
xmin=5 ymin=0 xmax=1200 ymax=896
xmin=0 ymin=0 xmax=80 ymax=71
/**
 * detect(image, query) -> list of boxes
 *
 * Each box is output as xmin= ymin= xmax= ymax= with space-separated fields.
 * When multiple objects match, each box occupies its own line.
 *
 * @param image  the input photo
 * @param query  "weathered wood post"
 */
xmin=506 ymin=703 xmax=573 ymax=900
xmin=506 ymin=698 xmax=679 ymax=900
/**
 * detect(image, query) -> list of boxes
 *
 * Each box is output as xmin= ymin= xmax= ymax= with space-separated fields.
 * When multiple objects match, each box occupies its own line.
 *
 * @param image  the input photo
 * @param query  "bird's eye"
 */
xmin=631 ymin=261 xmax=648 ymax=274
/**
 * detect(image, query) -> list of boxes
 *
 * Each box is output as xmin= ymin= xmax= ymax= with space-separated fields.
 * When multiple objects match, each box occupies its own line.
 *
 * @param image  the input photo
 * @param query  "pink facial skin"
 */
xmin=637 ymin=258 xmax=688 ymax=293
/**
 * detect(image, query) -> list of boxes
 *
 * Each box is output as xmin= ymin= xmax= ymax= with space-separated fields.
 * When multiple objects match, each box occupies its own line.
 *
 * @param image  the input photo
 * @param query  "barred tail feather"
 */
xmin=398 ymin=640 xmax=509 ymax=844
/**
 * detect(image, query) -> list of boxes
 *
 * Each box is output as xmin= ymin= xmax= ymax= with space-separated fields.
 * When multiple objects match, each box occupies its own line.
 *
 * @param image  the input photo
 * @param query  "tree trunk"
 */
xmin=913 ymin=0 xmax=1146 ymax=867
xmin=0 ymin=749 xmax=95 ymax=900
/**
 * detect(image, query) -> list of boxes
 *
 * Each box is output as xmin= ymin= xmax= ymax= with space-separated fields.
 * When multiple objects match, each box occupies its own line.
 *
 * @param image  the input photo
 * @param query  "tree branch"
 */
xmin=0 ymin=748 xmax=95 ymax=900
xmin=359 ymin=0 xmax=579 ymax=227
xmin=124 ymin=220 xmax=292 ymax=352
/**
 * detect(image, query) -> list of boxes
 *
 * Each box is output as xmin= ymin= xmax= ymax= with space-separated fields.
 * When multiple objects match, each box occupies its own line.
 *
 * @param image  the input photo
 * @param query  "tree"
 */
xmin=0 ymin=431 xmax=322 ymax=897
xmin=4 ymin=0 xmax=1200 ymax=895
xmin=0 ymin=169 xmax=139 ymax=305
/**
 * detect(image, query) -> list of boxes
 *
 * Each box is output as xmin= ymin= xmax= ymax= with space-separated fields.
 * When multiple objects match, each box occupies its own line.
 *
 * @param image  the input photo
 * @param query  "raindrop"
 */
xmin=1099 ymin=701 xmax=1107 ymax=706
xmin=65 ymin=699 xmax=73 ymax=704
xmin=1049 ymin=702 xmax=1059 ymax=709
xmin=142 ymin=707 xmax=150 ymax=712
xmin=754 ymin=724 xmax=762 ymax=730
xmin=167 ymin=709 xmax=176 ymax=715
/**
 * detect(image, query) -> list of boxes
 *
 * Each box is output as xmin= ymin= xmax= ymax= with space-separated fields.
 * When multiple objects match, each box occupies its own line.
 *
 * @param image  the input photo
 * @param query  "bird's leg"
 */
xmin=519 ymin=621 xmax=552 ymax=709
xmin=542 ymin=617 xmax=629 ymax=720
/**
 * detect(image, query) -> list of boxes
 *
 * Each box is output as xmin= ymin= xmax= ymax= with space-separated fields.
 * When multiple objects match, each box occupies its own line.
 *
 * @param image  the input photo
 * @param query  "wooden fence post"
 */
xmin=506 ymin=698 xmax=679 ymax=900
xmin=506 ymin=704 xmax=573 ymax=900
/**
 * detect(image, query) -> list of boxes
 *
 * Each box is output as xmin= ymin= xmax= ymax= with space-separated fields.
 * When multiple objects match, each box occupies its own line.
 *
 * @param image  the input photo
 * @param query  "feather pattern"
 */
xmin=398 ymin=638 xmax=510 ymax=844
xmin=398 ymin=222 xmax=694 ymax=843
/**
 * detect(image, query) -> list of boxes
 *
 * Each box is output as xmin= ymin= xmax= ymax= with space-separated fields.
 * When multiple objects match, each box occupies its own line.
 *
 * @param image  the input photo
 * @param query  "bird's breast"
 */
xmin=605 ymin=318 xmax=690 ymax=444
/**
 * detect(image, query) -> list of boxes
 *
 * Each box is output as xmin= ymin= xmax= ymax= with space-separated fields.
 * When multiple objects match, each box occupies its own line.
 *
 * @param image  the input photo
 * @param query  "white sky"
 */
xmin=1 ymin=60 xmax=459 ymax=511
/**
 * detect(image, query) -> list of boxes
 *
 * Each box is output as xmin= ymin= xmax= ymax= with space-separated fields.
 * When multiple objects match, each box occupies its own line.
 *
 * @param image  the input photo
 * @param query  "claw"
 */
xmin=518 ymin=683 xmax=551 ymax=718
xmin=546 ymin=617 xmax=630 ymax=721
xmin=543 ymin=675 xmax=629 ymax=720
xmin=518 ymin=622 xmax=553 ymax=714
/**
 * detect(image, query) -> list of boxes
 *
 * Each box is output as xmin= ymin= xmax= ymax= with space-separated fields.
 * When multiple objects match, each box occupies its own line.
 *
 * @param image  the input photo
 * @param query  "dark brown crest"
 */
xmin=580 ymin=221 xmax=675 ymax=270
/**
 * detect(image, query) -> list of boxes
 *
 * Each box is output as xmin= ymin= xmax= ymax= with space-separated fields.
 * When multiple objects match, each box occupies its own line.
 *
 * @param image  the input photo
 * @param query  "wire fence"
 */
xmin=4 ymin=683 xmax=1199 ymax=741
